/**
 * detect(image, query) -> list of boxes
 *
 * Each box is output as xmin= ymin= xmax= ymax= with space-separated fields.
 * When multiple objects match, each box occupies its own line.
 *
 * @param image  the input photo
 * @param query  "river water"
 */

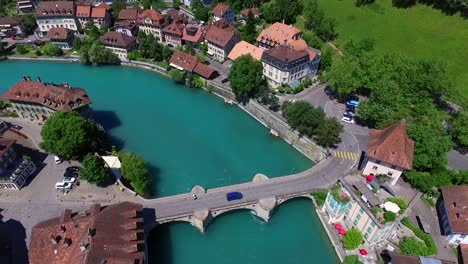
xmin=0 ymin=60 xmax=339 ymax=264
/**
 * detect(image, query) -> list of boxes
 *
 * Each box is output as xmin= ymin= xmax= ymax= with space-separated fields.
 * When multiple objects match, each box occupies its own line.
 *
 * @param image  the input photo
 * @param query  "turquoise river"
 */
xmin=0 ymin=60 xmax=339 ymax=264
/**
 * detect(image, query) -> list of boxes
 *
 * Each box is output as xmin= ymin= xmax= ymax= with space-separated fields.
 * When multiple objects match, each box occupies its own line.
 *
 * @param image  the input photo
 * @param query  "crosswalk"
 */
xmin=333 ymin=151 xmax=360 ymax=161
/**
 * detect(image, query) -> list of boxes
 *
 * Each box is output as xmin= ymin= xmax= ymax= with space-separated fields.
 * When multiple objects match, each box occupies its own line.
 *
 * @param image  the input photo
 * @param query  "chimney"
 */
xmin=80 ymin=243 xmax=89 ymax=252
xmin=64 ymin=238 xmax=72 ymax=247
xmin=22 ymin=75 xmax=27 ymax=81
xmin=60 ymin=209 xmax=72 ymax=223
xmin=49 ymin=234 xmax=60 ymax=244
xmin=60 ymin=225 xmax=67 ymax=233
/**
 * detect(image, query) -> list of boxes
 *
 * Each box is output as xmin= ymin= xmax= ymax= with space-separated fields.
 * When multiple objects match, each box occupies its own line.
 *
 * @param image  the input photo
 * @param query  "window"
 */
xmin=376 ymin=160 xmax=381 ymax=164
xmin=456 ymin=213 xmax=460 ymax=219
xmin=391 ymin=165 xmax=396 ymax=169
xmin=387 ymin=172 xmax=393 ymax=176
xmin=371 ymin=222 xmax=376 ymax=228
xmin=372 ymin=166 xmax=378 ymax=170
xmin=367 ymin=227 xmax=372 ymax=233
xmin=453 ymin=202 xmax=457 ymax=208
xmin=357 ymin=214 xmax=361 ymax=220
xmin=359 ymin=208 xmax=364 ymax=214
xmin=354 ymin=220 xmax=358 ymax=225
xmin=364 ymin=233 xmax=369 ymax=239
xmin=348 ymin=204 xmax=352 ymax=209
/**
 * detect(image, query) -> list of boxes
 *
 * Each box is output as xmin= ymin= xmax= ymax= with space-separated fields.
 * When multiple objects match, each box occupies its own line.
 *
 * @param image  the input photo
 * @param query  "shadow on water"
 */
xmin=147 ymin=164 xmax=162 ymax=198
xmin=0 ymin=209 xmax=28 ymax=264
xmin=147 ymin=222 xmax=175 ymax=264
xmin=92 ymin=110 xmax=122 ymax=131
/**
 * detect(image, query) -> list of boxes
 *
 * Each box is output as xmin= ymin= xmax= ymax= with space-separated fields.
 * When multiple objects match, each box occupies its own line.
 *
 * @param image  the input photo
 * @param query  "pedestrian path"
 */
xmin=333 ymin=151 xmax=360 ymax=161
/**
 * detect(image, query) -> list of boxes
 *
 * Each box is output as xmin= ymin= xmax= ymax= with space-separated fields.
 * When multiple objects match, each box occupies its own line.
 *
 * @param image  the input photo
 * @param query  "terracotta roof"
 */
xmin=305 ymin=47 xmax=319 ymax=61
xmin=96 ymin=2 xmax=111 ymax=11
xmin=137 ymin=9 xmax=165 ymax=26
xmin=0 ymin=138 xmax=15 ymax=158
xmin=162 ymin=22 xmax=184 ymax=37
xmin=118 ymin=8 xmax=139 ymax=21
xmin=290 ymin=39 xmax=308 ymax=51
xmin=257 ymin=22 xmax=303 ymax=48
xmin=35 ymin=1 xmax=75 ymax=18
xmin=263 ymin=44 xmax=309 ymax=62
xmin=194 ymin=63 xmax=215 ymax=79
xmin=0 ymin=16 xmax=23 ymax=26
xmin=169 ymin=50 xmax=198 ymax=72
xmin=29 ymin=202 xmax=145 ymax=264
xmin=228 ymin=40 xmax=264 ymax=61
xmin=461 ymin=244 xmax=468 ymax=264
xmin=1 ymin=78 xmax=91 ymax=111
xmin=441 ymin=186 xmax=468 ymax=234
xmin=387 ymin=253 xmax=455 ymax=264
xmin=165 ymin=8 xmax=189 ymax=24
xmin=47 ymin=27 xmax=73 ymax=40
xmin=90 ymin=7 xmax=107 ymax=18
xmin=240 ymin=7 xmax=261 ymax=17
xmin=76 ymin=5 xmax=91 ymax=17
xmin=205 ymin=25 xmax=236 ymax=47
xmin=113 ymin=20 xmax=137 ymax=32
xmin=211 ymin=18 xmax=237 ymax=33
xmin=100 ymin=31 xmax=136 ymax=48
xmin=212 ymin=3 xmax=231 ymax=17
xmin=182 ymin=25 xmax=203 ymax=43
xmin=365 ymin=120 xmax=414 ymax=169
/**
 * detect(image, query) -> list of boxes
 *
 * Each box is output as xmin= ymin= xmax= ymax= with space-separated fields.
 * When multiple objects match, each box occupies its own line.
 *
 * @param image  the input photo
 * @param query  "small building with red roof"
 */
xmin=76 ymin=5 xmax=111 ymax=29
xmin=46 ymin=27 xmax=75 ymax=50
xmin=360 ymin=120 xmax=414 ymax=185
xmin=162 ymin=22 xmax=185 ymax=47
xmin=137 ymin=9 xmax=168 ymax=41
xmin=182 ymin=24 xmax=203 ymax=46
xmin=212 ymin=3 xmax=234 ymax=23
xmin=169 ymin=50 xmax=217 ymax=79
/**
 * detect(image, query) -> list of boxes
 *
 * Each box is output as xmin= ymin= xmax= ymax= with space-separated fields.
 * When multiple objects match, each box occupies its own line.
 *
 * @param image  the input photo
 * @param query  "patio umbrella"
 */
xmin=335 ymin=224 xmax=342 ymax=230
xmin=360 ymin=249 xmax=368 ymax=256
xmin=339 ymin=229 xmax=346 ymax=235
xmin=384 ymin=201 xmax=401 ymax=213
xmin=366 ymin=174 xmax=374 ymax=181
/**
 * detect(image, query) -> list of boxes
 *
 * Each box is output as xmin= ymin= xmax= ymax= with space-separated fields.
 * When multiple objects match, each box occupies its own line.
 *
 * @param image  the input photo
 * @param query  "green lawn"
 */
xmin=314 ymin=0 xmax=468 ymax=101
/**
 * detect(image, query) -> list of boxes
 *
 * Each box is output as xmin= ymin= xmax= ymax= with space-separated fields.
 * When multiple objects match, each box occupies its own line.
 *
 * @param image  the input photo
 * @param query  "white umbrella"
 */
xmin=384 ymin=201 xmax=401 ymax=213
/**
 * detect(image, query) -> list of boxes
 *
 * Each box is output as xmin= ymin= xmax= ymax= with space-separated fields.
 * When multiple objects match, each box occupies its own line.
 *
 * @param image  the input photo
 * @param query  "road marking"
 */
xmin=333 ymin=151 xmax=360 ymax=161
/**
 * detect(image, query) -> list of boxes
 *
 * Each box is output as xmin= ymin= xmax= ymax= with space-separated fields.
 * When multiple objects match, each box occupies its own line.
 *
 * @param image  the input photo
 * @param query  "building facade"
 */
xmin=205 ymin=25 xmax=240 ymax=62
xmin=211 ymin=3 xmax=234 ymax=23
xmin=1 ymin=76 xmax=92 ymax=120
xmin=0 ymin=139 xmax=37 ymax=190
xmin=360 ymin=120 xmax=414 ymax=185
xmin=112 ymin=20 xmax=138 ymax=37
xmin=162 ymin=22 xmax=184 ymax=47
xmin=438 ymin=186 xmax=468 ymax=246
xmin=34 ymin=1 xmax=78 ymax=38
xmin=76 ymin=5 xmax=111 ymax=29
xmin=46 ymin=27 xmax=74 ymax=49
xmin=100 ymin=31 xmax=137 ymax=61
xmin=137 ymin=9 xmax=167 ymax=42
xmin=0 ymin=16 xmax=27 ymax=38
xmin=261 ymin=45 xmax=310 ymax=88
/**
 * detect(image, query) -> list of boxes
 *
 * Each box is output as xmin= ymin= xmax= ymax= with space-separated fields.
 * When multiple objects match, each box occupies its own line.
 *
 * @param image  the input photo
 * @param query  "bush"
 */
xmin=277 ymin=86 xmax=286 ymax=93
xmin=343 ymin=255 xmax=362 ymax=264
xmin=343 ymin=228 xmax=363 ymax=250
xmin=387 ymin=197 xmax=408 ymax=213
xmin=400 ymin=217 xmax=437 ymax=256
xmin=35 ymin=49 xmax=42 ymax=56
xmin=311 ymin=191 xmax=327 ymax=206
xmin=383 ymin=211 xmax=396 ymax=223
xmin=80 ymin=154 xmax=108 ymax=184
xmin=293 ymin=84 xmax=304 ymax=94
xmin=168 ymin=68 xmax=186 ymax=83
xmin=42 ymin=43 xmax=63 ymax=57
xmin=119 ymin=151 xmax=151 ymax=196
xmin=15 ymin=45 xmax=28 ymax=54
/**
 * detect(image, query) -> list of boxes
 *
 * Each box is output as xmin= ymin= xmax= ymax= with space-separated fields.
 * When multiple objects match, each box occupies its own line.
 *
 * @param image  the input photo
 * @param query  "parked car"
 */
xmin=63 ymin=177 xmax=76 ymax=184
xmin=346 ymin=104 xmax=356 ymax=113
xmin=65 ymin=166 xmax=80 ymax=177
xmin=192 ymin=194 xmax=197 ymax=200
xmin=221 ymin=78 xmax=229 ymax=83
xmin=226 ymin=192 xmax=243 ymax=201
xmin=341 ymin=112 xmax=355 ymax=124
xmin=55 ymin=181 xmax=72 ymax=190
xmin=54 ymin=155 xmax=63 ymax=164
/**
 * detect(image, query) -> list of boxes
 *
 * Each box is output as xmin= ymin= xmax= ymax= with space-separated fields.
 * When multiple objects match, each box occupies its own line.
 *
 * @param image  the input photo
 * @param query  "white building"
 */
xmin=137 ymin=9 xmax=167 ymax=42
xmin=360 ymin=120 xmax=414 ymax=186
xmin=76 ymin=5 xmax=111 ymax=29
xmin=204 ymin=25 xmax=240 ymax=62
xmin=438 ymin=186 xmax=468 ymax=246
xmin=34 ymin=1 xmax=79 ymax=38
xmin=100 ymin=31 xmax=137 ymax=61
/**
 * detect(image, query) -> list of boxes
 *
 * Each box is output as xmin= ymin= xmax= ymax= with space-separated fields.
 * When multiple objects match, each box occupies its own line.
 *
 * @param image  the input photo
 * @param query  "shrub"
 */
xmin=383 ymin=211 xmax=396 ymax=223
xmin=311 ymin=191 xmax=327 ymax=206
xmin=400 ymin=217 xmax=437 ymax=256
xmin=42 ymin=43 xmax=63 ymax=57
xmin=277 ymin=86 xmax=286 ymax=93
xmin=119 ymin=151 xmax=151 ymax=196
xmin=293 ymin=84 xmax=304 ymax=94
xmin=343 ymin=228 xmax=363 ymax=250
xmin=80 ymin=154 xmax=108 ymax=184
xmin=387 ymin=197 xmax=408 ymax=213
xmin=343 ymin=255 xmax=362 ymax=264
xmin=15 ymin=45 xmax=28 ymax=54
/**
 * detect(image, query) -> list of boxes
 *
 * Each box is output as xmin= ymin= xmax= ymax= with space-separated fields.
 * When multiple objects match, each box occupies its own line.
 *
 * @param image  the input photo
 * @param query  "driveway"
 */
xmin=447 ymin=150 xmax=468 ymax=170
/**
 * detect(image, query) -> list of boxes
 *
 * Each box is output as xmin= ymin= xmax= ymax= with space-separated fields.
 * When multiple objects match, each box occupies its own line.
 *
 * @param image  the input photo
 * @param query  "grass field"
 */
xmin=314 ymin=0 xmax=468 ymax=101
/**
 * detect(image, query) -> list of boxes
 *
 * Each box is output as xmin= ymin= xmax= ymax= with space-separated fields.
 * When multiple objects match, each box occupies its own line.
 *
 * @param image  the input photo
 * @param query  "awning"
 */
xmin=360 ymin=249 xmax=368 ymax=255
xmin=339 ymin=229 xmax=346 ymax=235
xmin=335 ymin=224 xmax=342 ymax=230
xmin=288 ymin=80 xmax=301 ymax=89
xmin=384 ymin=201 xmax=400 ymax=213
xmin=169 ymin=63 xmax=184 ymax=71
xmin=207 ymin=51 xmax=214 ymax=55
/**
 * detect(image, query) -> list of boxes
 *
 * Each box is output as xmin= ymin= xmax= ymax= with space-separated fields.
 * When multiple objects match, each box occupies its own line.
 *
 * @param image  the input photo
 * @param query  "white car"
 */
xmin=54 ymin=155 xmax=63 ymax=164
xmin=63 ymin=177 xmax=76 ymax=184
xmin=55 ymin=182 xmax=72 ymax=190
xmin=341 ymin=112 xmax=355 ymax=124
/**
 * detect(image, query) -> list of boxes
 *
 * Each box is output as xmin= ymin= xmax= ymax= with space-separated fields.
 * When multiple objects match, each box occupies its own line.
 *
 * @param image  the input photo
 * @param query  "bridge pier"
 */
xmin=254 ymin=197 xmax=277 ymax=222
xmin=191 ymin=209 xmax=211 ymax=233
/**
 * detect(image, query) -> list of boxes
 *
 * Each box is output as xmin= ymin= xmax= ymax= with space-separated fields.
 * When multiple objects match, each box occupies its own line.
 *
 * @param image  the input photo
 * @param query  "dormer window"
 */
xmin=453 ymin=202 xmax=457 ymax=208
xmin=456 ymin=213 xmax=460 ymax=219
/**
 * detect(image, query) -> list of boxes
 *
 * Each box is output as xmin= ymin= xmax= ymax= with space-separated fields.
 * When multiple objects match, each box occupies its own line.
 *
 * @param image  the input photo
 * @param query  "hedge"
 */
xmin=400 ymin=217 xmax=437 ymax=256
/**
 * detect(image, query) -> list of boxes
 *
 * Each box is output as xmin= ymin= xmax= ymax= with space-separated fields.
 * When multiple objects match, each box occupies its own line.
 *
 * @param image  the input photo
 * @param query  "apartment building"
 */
xmin=137 ymin=9 xmax=167 ymax=41
xmin=204 ymin=25 xmax=240 ymax=62
xmin=76 ymin=5 xmax=111 ymax=29
xmin=34 ymin=1 xmax=78 ymax=38
xmin=438 ymin=186 xmax=468 ymax=246
xmin=100 ymin=31 xmax=137 ymax=61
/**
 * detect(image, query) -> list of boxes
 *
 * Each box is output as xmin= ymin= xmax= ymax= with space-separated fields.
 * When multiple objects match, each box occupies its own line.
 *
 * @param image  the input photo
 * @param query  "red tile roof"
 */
xmin=0 ymin=138 xmax=15 ymax=158
xmin=100 ymin=31 xmax=137 ymax=48
xmin=169 ymin=50 xmax=216 ymax=79
xmin=460 ymin=244 xmax=468 ymax=264
xmin=240 ymin=7 xmax=261 ymax=17
xmin=137 ymin=9 xmax=165 ymax=26
xmin=162 ymin=22 xmax=185 ymax=36
xmin=1 ymin=78 xmax=91 ymax=111
xmin=35 ymin=1 xmax=75 ymax=18
xmin=118 ymin=8 xmax=139 ymax=21
xmin=182 ymin=25 xmax=203 ymax=43
xmin=212 ymin=3 xmax=231 ymax=17
xmin=0 ymin=16 xmax=23 ymax=26
xmin=47 ymin=27 xmax=73 ymax=40
xmin=194 ymin=63 xmax=215 ymax=79
xmin=263 ymin=44 xmax=309 ymax=62
xmin=29 ymin=202 xmax=145 ymax=264
xmin=205 ymin=25 xmax=236 ymax=47
xmin=76 ymin=5 xmax=91 ymax=17
xmin=165 ymin=8 xmax=189 ymax=24
xmin=441 ymin=186 xmax=468 ymax=234
xmin=96 ymin=2 xmax=111 ymax=11
xmin=365 ymin=120 xmax=414 ymax=169
xmin=211 ymin=18 xmax=237 ymax=33
xmin=257 ymin=22 xmax=304 ymax=49
xmin=91 ymin=7 xmax=107 ymax=18
xmin=228 ymin=40 xmax=264 ymax=61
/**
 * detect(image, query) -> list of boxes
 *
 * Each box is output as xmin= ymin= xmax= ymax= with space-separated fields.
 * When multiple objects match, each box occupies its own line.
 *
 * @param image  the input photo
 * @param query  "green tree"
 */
xmin=240 ymin=10 xmax=257 ymax=44
xmin=342 ymin=228 xmax=363 ymax=250
xmin=119 ymin=151 xmax=151 ymax=196
xmin=15 ymin=45 xmax=28 ymax=54
xmin=282 ymin=101 xmax=325 ymax=137
xmin=303 ymin=0 xmax=336 ymax=41
xmin=314 ymin=117 xmax=343 ymax=147
xmin=228 ymin=54 xmax=267 ymax=103
xmin=173 ymin=0 xmax=181 ymax=8
xmin=384 ymin=211 xmax=396 ymax=223
xmin=80 ymin=154 xmax=108 ymax=184
xmin=355 ymin=0 xmax=375 ymax=6
xmin=84 ymin=22 xmax=101 ymax=40
xmin=169 ymin=68 xmax=186 ymax=82
xmin=262 ymin=0 xmax=302 ymax=24
xmin=192 ymin=0 xmax=210 ymax=22
xmin=41 ymin=43 xmax=63 ymax=57
xmin=184 ymin=43 xmax=195 ymax=55
xmin=40 ymin=111 xmax=100 ymax=160
xmin=392 ymin=0 xmax=416 ymax=8
xmin=400 ymin=238 xmax=429 ymax=256
xmin=87 ymin=41 xmax=121 ymax=65
xmin=452 ymin=110 xmax=468 ymax=148
xmin=23 ymin=14 xmax=37 ymax=34
xmin=111 ymin=0 xmax=126 ymax=20
xmin=343 ymin=256 xmax=363 ymax=264
xmin=303 ymin=31 xmax=321 ymax=49
xmin=73 ymin=37 xmax=83 ymax=51
xmin=319 ymin=47 xmax=332 ymax=73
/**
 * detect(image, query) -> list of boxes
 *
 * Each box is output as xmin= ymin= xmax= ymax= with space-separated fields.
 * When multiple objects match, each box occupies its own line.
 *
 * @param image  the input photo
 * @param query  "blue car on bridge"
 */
xmin=226 ymin=192 xmax=243 ymax=201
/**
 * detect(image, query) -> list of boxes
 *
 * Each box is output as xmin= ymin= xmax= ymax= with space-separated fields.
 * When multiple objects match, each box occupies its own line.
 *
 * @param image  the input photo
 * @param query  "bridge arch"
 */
xmin=276 ymin=194 xmax=314 ymax=206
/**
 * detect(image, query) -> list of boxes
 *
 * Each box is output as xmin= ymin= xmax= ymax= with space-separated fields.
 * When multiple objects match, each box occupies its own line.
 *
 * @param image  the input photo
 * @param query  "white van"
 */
xmin=55 ymin=182 xmax=72 ymax=190
xmin=54 ymin=155 xmax=63 ymax=164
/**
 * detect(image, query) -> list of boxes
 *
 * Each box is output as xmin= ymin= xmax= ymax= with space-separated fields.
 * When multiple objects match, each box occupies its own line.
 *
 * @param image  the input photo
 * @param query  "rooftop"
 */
xmin=118 ymin=8 xmax=139 ymax=21
xmin=211 ymin=18 xmax=237 ymax=33
xmin=1 ymin=77 xmax=91 ymax=111
xmin=29 ymin=202 xmax=145 ymax=264
xmin=90 ymin=7 xmax=107 ymax=18
xmin=257 ymin=22 xmax=304 ymax=48
xmin=76 ymin=5 xmax=91 ymax=17
xmin=262 ymin=44 xmax=309 ymax=63
xmin=162 ymin=22 xmax=185 ymax=37
xmin=100 ymin=31 xmax=136 ymax=48
xmin=0 ymin=16 xmax=23 ymax=25
xmin=182 ymin=25 xmax=203 ymax=43
xmin=240 ymin=7 xmax=261 ymax=17
xmin=441 ymin=186 xmax=468 ymax=234
xmin=365 ymin=120 xmax=414 ymax=170
xmin=96 ymin=2 xmax=111 ymax=11
xmin=228 ymin=41 xmax=264 ymax=61
xmin=212 ymin=2 xmax=231 ymax=17
xmin=46 ymin=27 xmax=73 ymax=40
xmin=137 ymin=9 xmax=165 ymax=26
xmin=386 ymin=252 xmax=456 ymax=264
xmin=169 ymin=51 xmax=216 ymax=79
xmin=205 ymin=25 xmax=237 ymax=47
xmin=0 ymin=138 xmax=15 ymax=158
xmin=35 ymin=1 xmax=75 ymax=18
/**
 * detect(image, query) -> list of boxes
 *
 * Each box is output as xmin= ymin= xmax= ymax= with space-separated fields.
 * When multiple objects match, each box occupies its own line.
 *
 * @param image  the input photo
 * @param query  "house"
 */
xmin=360 ymin=120 xmax=414 ymax=185
xmin=0 ymin=16 xmax=27 ymax=38
xmin=15 ymin=0 xmax=35 ymax=14
xmin=438 ymin=186 xmax=468 ymax=246
xmin=137 ymin=9 xmax=167 ymax=42
xmin=169 ymin=50 xmax=217 ymax=79
xmin=182 ymin=24 xmax=203 ymax=46
xmin=0 ymin=138 xmax=37 ymax=190
xmin=1 ymin=76 xmax=92 ymax=120
xmin=322 ymin=175 xmax=397 ymax=246
xmin=306 ymin=47 xmax=321 ymax=78
xmin=256 ymin=22 xmax=307 ymax=51
xmin=240 ymin=7 xmax=261 ymax=20
xmin=34 ymin=1 xmax=79 ymax=38
xmin=100 ymin=31 xmax=137 ymax=61
xmin=261 ymin=45 xmax=310 ymax=88
xmin=29 ymin=202 xmax=145 ymax=264
xmin=381 ymin=252 xmax=456 ymax=264
xmin=76 ymin=5 xmax=111 ymax=29
xmin=46 ymin=27 xmax=74 ymax=50
xmin=204 ymin=25 xmax=240 ymax=62
xmin=211 ymin=18 xmax=237 ymax=34
xmin=112 ymin=20 xmax=138 ymax=37
xmin=162 ymin=22 xmax=185 ymax=47
xmin=117 ymin=8 xmax=140 ymax=23
xmin=212 ymin=3 xmax=234 ymax=23
xmin=165 ymin=8 xmax=189 ymax=25
xmin=228 ymin=40 xmax=264 ymax=61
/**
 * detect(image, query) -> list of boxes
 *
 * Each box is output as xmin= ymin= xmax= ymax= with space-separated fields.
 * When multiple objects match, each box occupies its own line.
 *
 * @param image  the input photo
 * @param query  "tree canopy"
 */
xmin=80 ymin=41 xmax=121 ymax=65
xmin=303 ymin=0 xmax=337 ymax=41
xmin=80 ymin=154 xmax=108 ymax=184
xmin=119 ymin=151 xmax=151 ymax=196
xmin=342 ymin=228 xmax=363 ymax=250
xmin=42 ymin=43 xmax=63 ymax=57
xmin=41 ymin=111 xmax=100 ymax=160
xmin=228 ymin=55 xmax=268 ymax=103
xmin=239 ymin=11 xmax=258 ymax=44
xmin=452 ymin=110 xmax=468 ymax=148
xmin=262 ymin=0 xmax=302 ymax=24
xmin=343 ymin=256 xmax=363 ymax=264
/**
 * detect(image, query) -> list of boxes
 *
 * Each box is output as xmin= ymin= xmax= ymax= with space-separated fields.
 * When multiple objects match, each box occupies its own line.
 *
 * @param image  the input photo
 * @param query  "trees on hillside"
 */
xmin=262 ymin=0 xmax=302 ymax=24
xmin=119 ymin=151 xmax=151 ymax=196
xmin=80 ymin=154 xmax=108 ymax=184
xmin=228 ymin=55 xmax=268 ymax=103
xmin=41 ymin=111 xmax=100 ymax=160
xmin=192 ymin=0 xmax=210 ymax=22
xmin=303 ymin=0 xmax=337 ymax=41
